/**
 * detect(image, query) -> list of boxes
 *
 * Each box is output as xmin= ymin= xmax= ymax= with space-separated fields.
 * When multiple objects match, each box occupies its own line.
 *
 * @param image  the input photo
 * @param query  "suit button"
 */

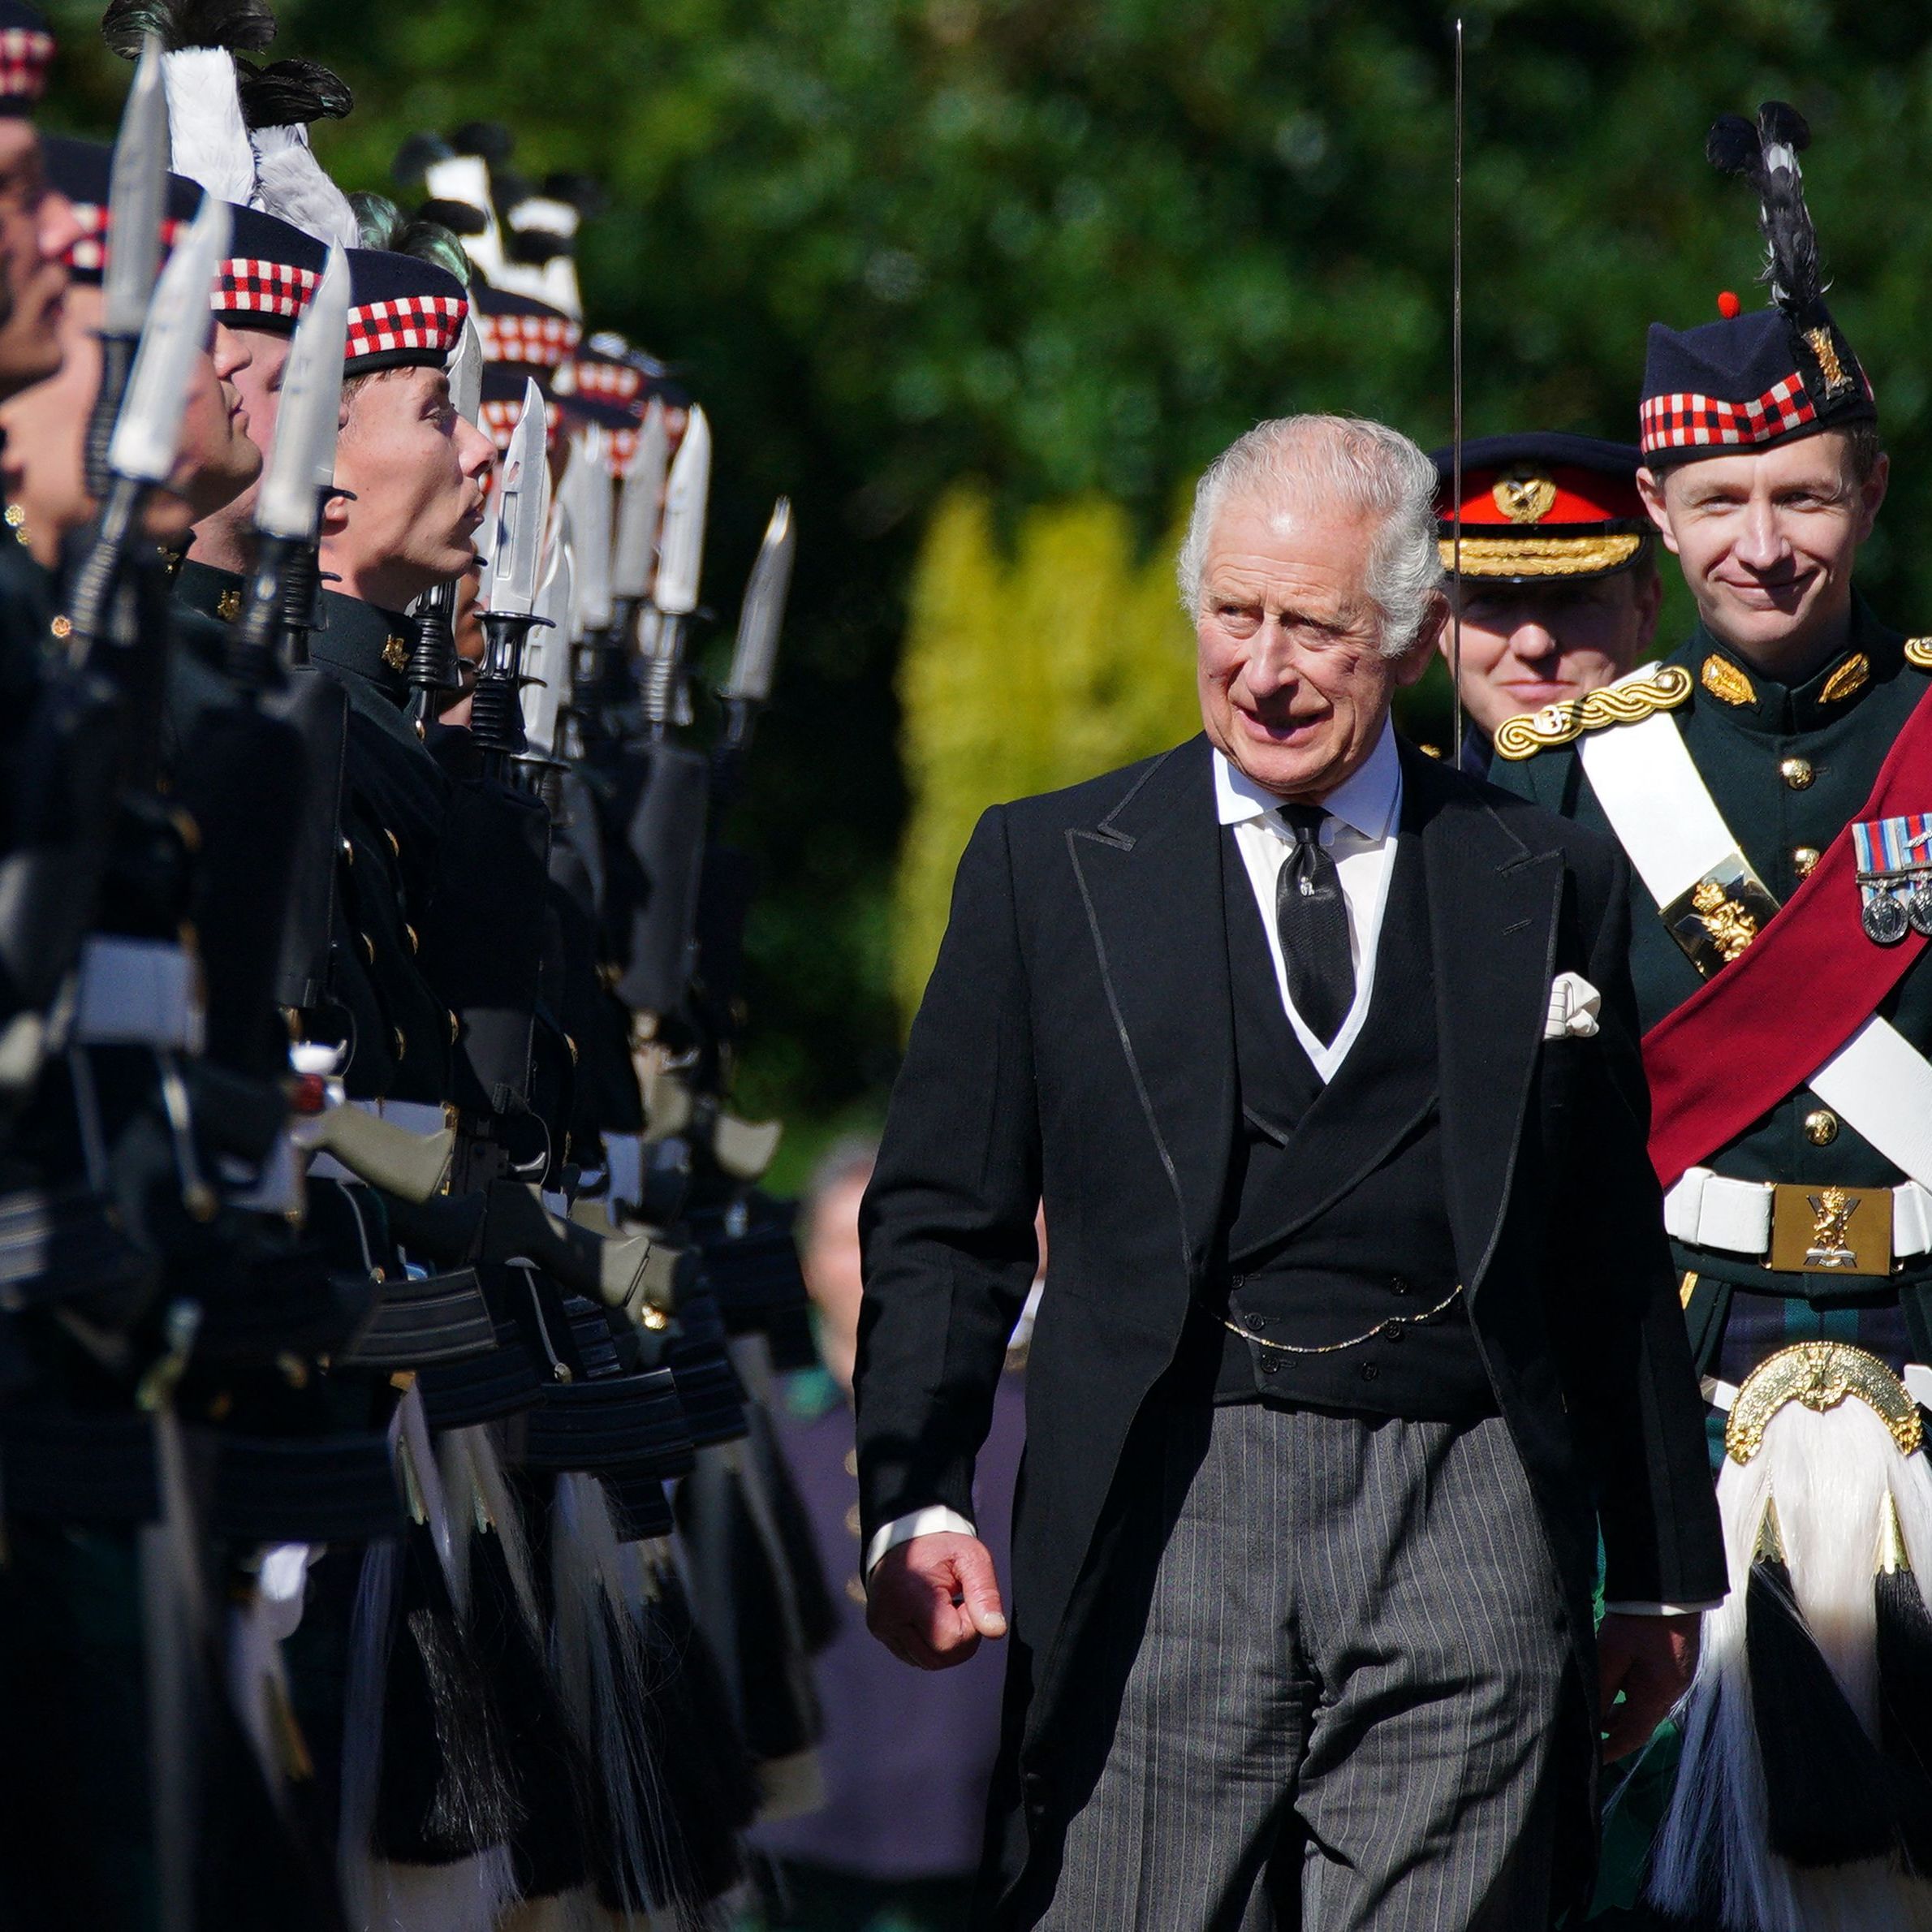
xmin=1248 ymin=1314 xmax=1267 ymax=1331
xmin=1804 ymin=1108 xmax=1839 ymax=1146
xmin=1262 ymin=1359 xmax=1279 ymax=1375
xmin=1793 ymin=847 xmax=1821 ymax=879
xmin=1390 ymin=1276 xmax=1409 ymax=1295
xmin=1231 ymin=1273 xmax=1246 ymax=1289
xmin=1779 ymin=757 xmax=1814 ymax=791
xmin=1361 ymin=1363 xmax=1380 ymax=1382
xmin=1386 ymin=1325 xmax=1405 ymax=1344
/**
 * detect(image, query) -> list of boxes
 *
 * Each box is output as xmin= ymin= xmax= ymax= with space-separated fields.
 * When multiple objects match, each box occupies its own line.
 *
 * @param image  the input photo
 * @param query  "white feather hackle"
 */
xmin=160 ymin=48 xmax=256 ymax=205
xmin=250 ymin=123 xmax=360 ymax=248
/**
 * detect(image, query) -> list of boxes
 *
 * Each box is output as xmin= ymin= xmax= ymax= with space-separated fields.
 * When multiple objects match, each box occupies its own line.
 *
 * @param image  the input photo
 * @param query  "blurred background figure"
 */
xmin=1429 ymin=432 xmax=1662 ymax=774
xmin=744 ymin=1136 xmax=1031 ymax=1932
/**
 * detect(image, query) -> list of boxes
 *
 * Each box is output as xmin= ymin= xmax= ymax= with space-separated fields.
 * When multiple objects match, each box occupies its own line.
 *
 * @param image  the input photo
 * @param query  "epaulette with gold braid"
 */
xmin=1904 ymin=637 xmax=1932 ymax=671
xmin=1493 ymin=664 xmax=1695 ymax=761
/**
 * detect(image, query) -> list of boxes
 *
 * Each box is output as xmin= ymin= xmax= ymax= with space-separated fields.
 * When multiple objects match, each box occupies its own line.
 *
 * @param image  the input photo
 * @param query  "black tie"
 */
xmin=1274 ymin=803 xmax=1355 ymax=1046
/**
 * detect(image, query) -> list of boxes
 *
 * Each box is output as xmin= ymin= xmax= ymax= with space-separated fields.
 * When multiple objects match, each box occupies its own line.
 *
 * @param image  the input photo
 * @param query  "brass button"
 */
xmin=1804 ymin=1108 xmax=1839 ymax=1146
xmin=340 ymin=838 xmax=353 ymax=865
xmin=1779 ymin=756 xmax=1815 ymax=791
xmin=404 ymin=922 xmax=419 ymax=955
xmin=358 ymin=931 xmax=375 ymax=964
xmin=49 ymin=614 xmax=70 ymax=640
xmin=383 ymin=827 xmax=401 ymax=860
xmin=1793 ymin=846 xmax=1821 ymax=878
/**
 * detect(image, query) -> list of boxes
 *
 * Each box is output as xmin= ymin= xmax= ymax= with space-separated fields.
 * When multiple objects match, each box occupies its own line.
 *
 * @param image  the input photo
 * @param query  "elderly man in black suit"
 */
xmin=853 ymin=413 xmax=1725 ymax=1931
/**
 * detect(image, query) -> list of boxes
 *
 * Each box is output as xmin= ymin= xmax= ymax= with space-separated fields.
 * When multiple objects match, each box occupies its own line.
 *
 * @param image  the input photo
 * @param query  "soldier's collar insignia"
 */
xmin=1819 ymin=653 xmax=1870 ymax=705
xmin=1701 ymin=655 xmax=1755 ymax=706
xmin=1493 ymin=663 xmax=1693 ymax=761
xmin=382 ymin=634 xmax=410 ymax=675
xmin=217 ymin=588 xmax=242 ymax=623
xmin=1492 ymin=466 xmax=1558 ymax=525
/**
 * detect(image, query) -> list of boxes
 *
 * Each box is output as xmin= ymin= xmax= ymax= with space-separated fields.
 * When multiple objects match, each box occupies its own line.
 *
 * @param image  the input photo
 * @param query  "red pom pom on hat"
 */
xmin=1717 ymin=290 xmax=1743 ymax=319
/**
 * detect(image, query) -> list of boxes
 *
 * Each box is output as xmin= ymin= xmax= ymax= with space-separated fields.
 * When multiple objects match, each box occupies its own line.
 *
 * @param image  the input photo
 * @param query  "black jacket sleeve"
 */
xmin=853 ymin=805 xmax=1042 ymax=1551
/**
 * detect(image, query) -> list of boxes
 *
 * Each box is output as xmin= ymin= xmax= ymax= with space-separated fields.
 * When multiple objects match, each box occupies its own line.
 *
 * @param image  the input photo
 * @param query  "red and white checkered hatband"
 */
xmin=1639 ymin=373 xmax=1818 ymax=455
xmin=0 ymin=28 xmax=54 ymax=104
xmin=477 ymin=308 xmax=580 ymax=368
xmin=344 ymin=294 xmax=468 ymax=365
xmin=214 ymin=258 xmax=321 ymax=322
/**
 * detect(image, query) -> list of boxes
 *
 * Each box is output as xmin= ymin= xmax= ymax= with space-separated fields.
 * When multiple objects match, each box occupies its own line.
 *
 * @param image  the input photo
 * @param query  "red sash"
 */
xmin=1645 ymin=680 xmax=1932 ymax=1192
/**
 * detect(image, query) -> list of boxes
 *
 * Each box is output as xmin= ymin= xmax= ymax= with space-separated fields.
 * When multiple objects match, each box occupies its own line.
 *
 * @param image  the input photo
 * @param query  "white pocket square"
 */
xmin=1545 ymin=972 xmax=1601 ymax=1041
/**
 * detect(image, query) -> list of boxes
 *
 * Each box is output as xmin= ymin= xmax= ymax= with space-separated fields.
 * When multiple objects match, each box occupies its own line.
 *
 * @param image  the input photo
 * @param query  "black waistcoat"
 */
xmin=1214 ymin=817 xmax=1496 ymax=1421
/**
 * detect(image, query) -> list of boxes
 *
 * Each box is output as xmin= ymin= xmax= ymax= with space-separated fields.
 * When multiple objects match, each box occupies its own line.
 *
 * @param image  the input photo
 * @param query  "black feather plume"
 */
xmin=101 ymin=0 xmax=276 ymax=58
xmin=1706 ymin=99 xmax=1825 ymax=314
xmin=543 ymin=171 xmax=607 ymax=220
xmin=234 ymin=56 xmax=351 ymax=129
xmin=391 ymin=132 xmax=454 ymax=192
xmin=417 ymin=197 xmax=489 ymax=239
xmin=450 ymin=120 xmax=515 ymax=166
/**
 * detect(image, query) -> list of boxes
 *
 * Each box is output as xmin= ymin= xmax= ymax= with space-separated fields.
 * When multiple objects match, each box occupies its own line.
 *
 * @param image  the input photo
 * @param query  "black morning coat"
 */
xmin=853 ymin=731 xmax=1727 ymax=1923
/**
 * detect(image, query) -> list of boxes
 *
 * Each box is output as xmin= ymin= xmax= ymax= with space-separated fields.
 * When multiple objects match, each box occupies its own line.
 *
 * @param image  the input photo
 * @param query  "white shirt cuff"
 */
xmin=1602 ymin=1600 xmax=1723 ymax=1616
xmin=863 ymin=1506 xmax=978 ymax=1581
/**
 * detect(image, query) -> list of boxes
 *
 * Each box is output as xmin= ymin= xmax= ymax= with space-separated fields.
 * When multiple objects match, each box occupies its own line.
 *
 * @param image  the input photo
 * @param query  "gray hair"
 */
xmin=1175 ymin=415 xmax=1444 ymax=656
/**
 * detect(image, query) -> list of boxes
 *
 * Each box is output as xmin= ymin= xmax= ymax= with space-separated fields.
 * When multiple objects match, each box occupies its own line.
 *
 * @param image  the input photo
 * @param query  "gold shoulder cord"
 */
xmin=1492 ymin=664 xmax=1694 ymax=761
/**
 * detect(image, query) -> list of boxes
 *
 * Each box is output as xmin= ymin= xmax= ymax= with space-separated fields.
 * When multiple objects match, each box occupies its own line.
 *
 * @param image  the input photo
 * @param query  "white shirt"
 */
xmin=1214 ymin=720 xmax=1402 ymax=1079
xmin=865 ymin=727 xmax=1702 ymax=1616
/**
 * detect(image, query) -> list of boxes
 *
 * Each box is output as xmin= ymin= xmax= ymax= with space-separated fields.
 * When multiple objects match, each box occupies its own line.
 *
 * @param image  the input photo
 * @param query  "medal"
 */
xmin=1852 ymin=817 xmax=1932 ymax=947
xmin=1865 ymin=890 xmax=1910 ymax=945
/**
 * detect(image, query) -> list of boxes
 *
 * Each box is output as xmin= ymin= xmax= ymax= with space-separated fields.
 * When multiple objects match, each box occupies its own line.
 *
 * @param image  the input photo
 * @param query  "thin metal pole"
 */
xmin=1451 ymin=16 xmax=1465 ymax=765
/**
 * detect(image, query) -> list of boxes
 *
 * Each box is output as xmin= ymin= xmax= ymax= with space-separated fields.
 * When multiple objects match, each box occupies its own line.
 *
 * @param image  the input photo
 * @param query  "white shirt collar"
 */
xmin=1210 ymin=716 xmax=1402 ymax=841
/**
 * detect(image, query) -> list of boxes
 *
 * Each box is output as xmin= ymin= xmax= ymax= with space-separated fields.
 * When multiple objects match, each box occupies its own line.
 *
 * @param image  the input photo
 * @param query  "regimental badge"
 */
xmin=1852 ymin=814 xmax=1932 ymax=945
xmin=1659 ymin=851 xmax=1781 ymax=978
xmin=1492 ymin=465 xmax=1558 ymax=525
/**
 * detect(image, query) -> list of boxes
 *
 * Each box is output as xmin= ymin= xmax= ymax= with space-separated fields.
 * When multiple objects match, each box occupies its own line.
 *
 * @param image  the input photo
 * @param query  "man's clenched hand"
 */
xmin=867 ymin=1532 xmax=1007 ymax=1671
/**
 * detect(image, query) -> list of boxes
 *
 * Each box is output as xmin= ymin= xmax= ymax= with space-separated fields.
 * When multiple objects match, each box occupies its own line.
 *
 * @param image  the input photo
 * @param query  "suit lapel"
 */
xmin=1411 ymin=747 xmax=1564 ymax=1297
xmin=1067 ymin=735 xmax=1236 ymax=1277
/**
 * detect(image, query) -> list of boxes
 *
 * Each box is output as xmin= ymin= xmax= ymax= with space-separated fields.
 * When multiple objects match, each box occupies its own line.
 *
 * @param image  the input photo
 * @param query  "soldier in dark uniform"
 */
xmin=1491 ymin=105 xmax=1932 ymax=1926
xmin=1430 ymin=432 xmax=1661 ymax=777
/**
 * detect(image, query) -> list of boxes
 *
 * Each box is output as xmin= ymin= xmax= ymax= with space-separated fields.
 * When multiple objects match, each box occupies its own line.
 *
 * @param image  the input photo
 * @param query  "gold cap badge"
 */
xmin=1492 ymin=466 xmax=1558 ymax=525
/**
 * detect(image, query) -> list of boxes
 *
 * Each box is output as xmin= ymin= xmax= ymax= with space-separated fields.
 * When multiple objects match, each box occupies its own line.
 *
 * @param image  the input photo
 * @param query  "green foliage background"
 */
xmin=41 ymin=0 xmax=1932 ymax=1172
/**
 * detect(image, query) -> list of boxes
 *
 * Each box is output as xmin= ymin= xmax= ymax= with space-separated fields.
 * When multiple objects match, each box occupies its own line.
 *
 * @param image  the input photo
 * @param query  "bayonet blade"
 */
xmin=103 ymin=36 xmax=166 ymax=339
xmin=564 ymin=428 xmax=613 ymax=636
xmin=255 ymin=246 xmax=349 ymax=541
xmin=481 ymin=377 xmax=550 ymax=618
xmin=107 ymin=194 xmax=231 ymax=485
xmin=723 ymin=497 xmax=794 ymax=705
xmin=653 ymin=403 xmax=709 ymax=618
xmin=610 ymin=398 xmax=667 ymax=602
xmin=522 ymin=527 xmax=573 ymax=757
xmin=447 ymin=317 xmax=484 ymax=427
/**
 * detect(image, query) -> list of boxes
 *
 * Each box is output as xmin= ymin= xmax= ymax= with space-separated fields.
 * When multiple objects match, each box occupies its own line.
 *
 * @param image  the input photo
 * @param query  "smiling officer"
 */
xmin=1493 ymin=104 xmax=1932 ymax=1928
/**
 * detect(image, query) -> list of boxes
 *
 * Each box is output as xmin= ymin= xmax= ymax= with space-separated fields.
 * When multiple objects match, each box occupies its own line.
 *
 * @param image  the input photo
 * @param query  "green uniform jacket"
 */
xmin=1490 ymin=598 xmax=1932 ymax=1345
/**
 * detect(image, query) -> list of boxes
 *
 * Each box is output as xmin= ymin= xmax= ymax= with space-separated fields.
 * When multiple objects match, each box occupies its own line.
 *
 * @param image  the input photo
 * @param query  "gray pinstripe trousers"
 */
xmin=1033 ymin=1403 xmax=1569 ymax=1932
